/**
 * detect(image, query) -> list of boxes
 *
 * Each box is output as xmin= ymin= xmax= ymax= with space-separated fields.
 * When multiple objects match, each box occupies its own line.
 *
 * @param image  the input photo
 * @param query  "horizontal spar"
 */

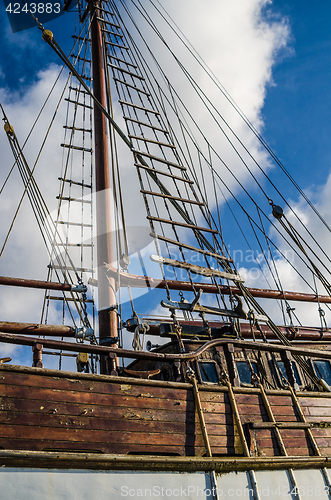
xmin=125 ymin=317 xmax=331 ymax=341
xmin=1 ymin=318 xmax=329 ymax=342
xmin=0 ymin=322 xmax=76 ymax=337
xmin=0 ymin=276 xmax=87 ymax=293
xmin=0 ymin=449 xmax=330 ymax=472
xmin=103 ymin=265 xmax=331 ymax=304
xmin=1 ymin=332 xmax=331 ymax=361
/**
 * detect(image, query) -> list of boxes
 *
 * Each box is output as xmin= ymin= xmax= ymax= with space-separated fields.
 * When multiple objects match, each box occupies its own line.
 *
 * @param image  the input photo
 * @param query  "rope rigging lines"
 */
xmin=100 ymin=0 xmax=331 ymax=388
xmin=44 ymin=19 xmax=96 ymax=335
xmin=115 ymin=0 xmax=331 ymax=308
xmin=144 ymin=0 xmax=331 ymax=237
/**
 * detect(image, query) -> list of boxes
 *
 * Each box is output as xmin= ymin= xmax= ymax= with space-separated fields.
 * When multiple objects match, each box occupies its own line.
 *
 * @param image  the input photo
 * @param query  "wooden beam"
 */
xmin=0 ymin=321 xmax=76 ymax=337
xmin=1 ymin=332 xmax=331 ymax=361
xmin=0 ymin=275 xmax=84 ymax=292
xmin=104 ymin=264 xmax=331 ymax=304
xmin=0 ymin=449 xmax=329 ymax=472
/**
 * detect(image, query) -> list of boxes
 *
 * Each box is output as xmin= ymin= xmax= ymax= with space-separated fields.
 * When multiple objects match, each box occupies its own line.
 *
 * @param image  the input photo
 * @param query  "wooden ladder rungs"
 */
xmin=49 ymin=265 xmax=94 ymax=273
xmin=96 ymin=6 xmax=115 ymax=15
xmin=141 ymin=190 xmax=204 ymax=205
xmin=101 ymin=28 xmax=124 ymax=38
xmin=118 ymin=100 xmax=160 ymax=116
xmin=105 ymin=41 xmax=129 ymax=51
xmin=71 ymin=55 xmax=92 ymax=64
xmin=114 ymin=78 xmax=150 ymax=96
xmin=147 ymin=215 xmax=218 ymax=233
xmin=130 ymin=136 xmax=175 ymax=148
xmin=96 ymin=17 xmax=121 ymax=29
xmin=133 ymin=150 xmax=185 ymax=170
xmin=250 ymin=422 xmax=313 ymax=429
xmin=66 ymin=243 xmax=93 ymax=247
xmin=64 ymin=99 xmax=93 ymax=109
xmin=134 ymin=163 xmax=193 ymax=184
xmin=68 ymin=87 xmax=91 ymax=96
xmin=56 ymin=196 xmax=92 ymax=204
xmin=57 ymin=221 xmax=92 ymax=227
xmin=72 ymin=35 xmax=91 ymax=42
xmin=108 ymin=63 xmax=144 ymax=80
xmin=61 ymin=144 xmax=93 ymax=153
xmin=58 ymin=177 xmax=92 ymax=189
xmin=124 ymin=117 xmax=168 ymax=134
xmin=76 ymin=73 xmax=93 ymax=81
xmin=109 ymin=55 xmax=137 ymax=68
xmin=63 ymin=126 xmax=92 ymax=133
xmin=151 ymin=233 xmax=233 ymax=262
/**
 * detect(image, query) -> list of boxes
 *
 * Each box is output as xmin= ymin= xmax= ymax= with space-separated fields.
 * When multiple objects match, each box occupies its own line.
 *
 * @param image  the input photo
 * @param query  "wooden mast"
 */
xmin=90 ymin=0 xmax=118 ymax=372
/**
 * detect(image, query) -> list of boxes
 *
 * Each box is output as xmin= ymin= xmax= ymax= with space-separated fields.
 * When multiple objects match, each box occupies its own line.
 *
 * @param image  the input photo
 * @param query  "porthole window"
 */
xmin=313 ymin=360 xmax=331 ymax=385
xmin=198 ymin=362 xmax=219 ymax=383
xmin=236 ymin=361 xmax=258 ymax=386
xmin=275 ymin=360 xmax=301 ymax=386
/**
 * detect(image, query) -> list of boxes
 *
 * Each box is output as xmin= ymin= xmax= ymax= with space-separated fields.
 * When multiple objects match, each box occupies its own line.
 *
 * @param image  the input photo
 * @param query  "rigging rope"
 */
xmin=109 ymin=0 xmax=331 ymax=356
xmin=1 ymin=105 xmax=90 ymax=327
xmin=121 ymin=0 xmax=331 ymax=280
xmin=147 ymin=0 xmax=331 ymax=237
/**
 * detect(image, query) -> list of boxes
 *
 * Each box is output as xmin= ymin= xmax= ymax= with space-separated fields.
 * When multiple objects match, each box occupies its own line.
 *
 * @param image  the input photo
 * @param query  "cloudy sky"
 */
xmin=0 ymin=0 xmax=330 ymax=366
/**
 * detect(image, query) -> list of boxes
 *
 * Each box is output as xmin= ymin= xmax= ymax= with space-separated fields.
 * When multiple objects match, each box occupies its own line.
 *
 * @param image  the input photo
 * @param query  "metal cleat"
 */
xmin=71 ymin=284 xmax=88 ymax=293
xmin=75 ymin=326 xmax=94 ymax=339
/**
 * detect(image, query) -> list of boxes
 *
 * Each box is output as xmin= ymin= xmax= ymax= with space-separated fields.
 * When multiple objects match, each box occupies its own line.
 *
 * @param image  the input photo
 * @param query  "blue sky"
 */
xmin=0 ymin=0 xmax=331 ymax=366
xmin=262 ymin=0 xmax=331 ymax=192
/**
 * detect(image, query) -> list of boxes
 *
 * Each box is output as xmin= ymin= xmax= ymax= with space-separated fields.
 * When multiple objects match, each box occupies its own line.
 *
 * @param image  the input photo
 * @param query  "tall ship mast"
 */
xmin=0 ymin=1 xmax=331 ymax=498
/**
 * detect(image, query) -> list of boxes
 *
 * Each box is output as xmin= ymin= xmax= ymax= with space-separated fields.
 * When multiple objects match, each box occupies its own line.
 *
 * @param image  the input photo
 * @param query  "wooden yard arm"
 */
xmin=104 ymin=265 xmax=331 ymax=304
xmin=0 ymin=331 xmax=331 ymax=362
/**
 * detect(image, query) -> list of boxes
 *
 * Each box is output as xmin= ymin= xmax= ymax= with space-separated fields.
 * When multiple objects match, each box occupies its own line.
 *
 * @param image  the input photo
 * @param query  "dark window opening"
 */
xmin=275 ymin=360 xmax=301 ymax=386
xmin=236 ymin=361 xmax=258 ymax=385
xmin=160 ymin=365 xmax=172 ymax=382
xmin=313 ymin=360 xmax=331 ymax=385
xmin=198 ymin=362 xmax=219 ymax=383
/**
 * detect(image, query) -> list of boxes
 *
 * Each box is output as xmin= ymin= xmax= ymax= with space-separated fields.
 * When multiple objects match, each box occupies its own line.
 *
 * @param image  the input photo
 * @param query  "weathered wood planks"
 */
xmin=1 ymin=365 xmax=331 ymax=457
xmin=0 ymin=367 xmax=233 ymax=456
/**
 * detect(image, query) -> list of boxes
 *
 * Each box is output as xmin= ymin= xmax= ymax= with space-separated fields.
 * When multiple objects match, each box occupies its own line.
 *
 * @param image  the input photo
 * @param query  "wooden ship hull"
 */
xmin=1 ymin=360 xmax=331 ymax=458
xmin=1 ymin=365 xmax=331 ymax=499
xmin=2 ymin=331 xmax=331 ymax=498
